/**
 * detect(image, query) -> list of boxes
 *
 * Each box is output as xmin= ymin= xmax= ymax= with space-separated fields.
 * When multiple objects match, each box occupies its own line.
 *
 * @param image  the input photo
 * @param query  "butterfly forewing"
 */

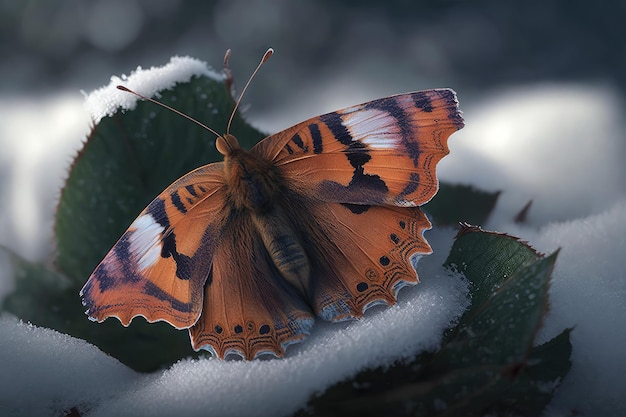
xmin=81 ymin=163 xmax=228 ymax=329
xmin=252 ymin=89 xmax=463 ymax=207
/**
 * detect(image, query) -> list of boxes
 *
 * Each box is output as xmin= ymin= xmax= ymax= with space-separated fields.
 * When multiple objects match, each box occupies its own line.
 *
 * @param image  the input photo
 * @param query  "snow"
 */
xmin=0 ymin=93 xmax=89 ymax=265
xmin=440 ymin=83 xmax=626 ymax=226
xmin=1 ymin=57 xmax=625 ymax=416
xmin=84 ymin=56 xmax=222 ymax=123
xmin=0 ymin=315 xmax=137 ymax=417
xmin=512 ymin=200 xmax=626 ymax=416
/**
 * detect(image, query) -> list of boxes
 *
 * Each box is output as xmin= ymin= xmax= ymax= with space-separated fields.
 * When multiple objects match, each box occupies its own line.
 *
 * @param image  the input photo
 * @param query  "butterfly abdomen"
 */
xmin=252 ymin=210 xmax=311 ymax=297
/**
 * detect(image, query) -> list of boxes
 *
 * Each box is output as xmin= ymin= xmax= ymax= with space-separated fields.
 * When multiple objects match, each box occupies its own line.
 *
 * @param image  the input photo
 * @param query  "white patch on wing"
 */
xmin=395 ymin=198 xmax=418 ymax=207
xmin=341 ymin=108 xmax=402 ymax=149
xmin=129 ymin=213 xmax=164 ymax=270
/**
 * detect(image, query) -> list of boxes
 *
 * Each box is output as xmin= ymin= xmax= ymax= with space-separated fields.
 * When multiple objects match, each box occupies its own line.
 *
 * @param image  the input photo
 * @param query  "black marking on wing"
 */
xmin=291 ymin=133 xmax=308 ymax=153
xmin=412 ymin=91 xmax=434 ymax=112
xmin=91 ymin=264 xmax=114 ymax=292
xmin=161 ymin=232 xmax=193 ymax=280
xmin=142 ymin=281 xmax=194 ymax=313
xmin=309 ymin=124 xmax=323 ymax=154
xmin=398 ymin=172 xmax=420 ymax=198
xmin=147 ymin=198 xmax=170 ymax=229
xmin=171 ymin=191 xmax=187 ymax=214
xmin=317 ymin=113 xmax=388 ymax=204
xmin=341 ymin=203 xmax=371 ymax=214
xmin=185 ymin=184 xmax=199 ymax=198
xmin=81 ymin=280 xmax=96 ymax=306
xmin=113 ymin=234 xmax=143 ymax=283
xmin=145 ymin=197 xmax=197 ymax=281
xmin=320 ymin=112 xmax=352 ymax=146
xmin=441 ymin=90 xmax=465 ymax=129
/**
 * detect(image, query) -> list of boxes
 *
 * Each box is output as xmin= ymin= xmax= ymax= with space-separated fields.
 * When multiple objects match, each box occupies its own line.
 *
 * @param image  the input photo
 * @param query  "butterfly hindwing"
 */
xmin=309 ymin=203 xmax=432 ymax=320
xmin=268 ymin=194 xmax=432 ymax=321
xmin=189 ymin=210 xmax=315 ymax=359
xmin=81 ymin=163 xmax=228 ymax=329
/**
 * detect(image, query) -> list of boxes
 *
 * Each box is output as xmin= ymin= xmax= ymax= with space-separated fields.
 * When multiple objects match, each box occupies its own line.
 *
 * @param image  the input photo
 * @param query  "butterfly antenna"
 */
xmin=226 ymin=47 xmax=273 ymax=135
xmin=116 ymin=85 xmax=222 ymax=139
xmin=223 ymin=49 xmax=234 ymax=94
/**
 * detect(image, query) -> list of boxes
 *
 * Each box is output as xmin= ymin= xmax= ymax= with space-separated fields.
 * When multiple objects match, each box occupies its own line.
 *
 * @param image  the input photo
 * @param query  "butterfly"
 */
xmin=80 ymin=50 xmax=464 ymax=360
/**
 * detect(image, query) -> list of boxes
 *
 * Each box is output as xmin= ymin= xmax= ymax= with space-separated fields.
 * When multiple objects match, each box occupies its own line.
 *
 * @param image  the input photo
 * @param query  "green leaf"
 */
xmin=424 ymin=184 xmax=500 ymax=226
xmin=299 ymin=227 xmax=570 ymax=417
xmin=489 ymin=328 xmax=573 ymax=416
xmin=55 ymin=75 xmax=265 ymax=284
xmin=1 ymin=249 xmax=74 ymax=329
xmin=444 ymin=224 xmax=540 ymax=314
xmin=439 ymin=252 xmax=555 ymax=367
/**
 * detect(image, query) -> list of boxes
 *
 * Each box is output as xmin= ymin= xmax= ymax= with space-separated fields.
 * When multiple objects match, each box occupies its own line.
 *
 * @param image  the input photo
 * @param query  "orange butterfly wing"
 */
xmin=250 ymin=89 xmax=463 ymax=320
xmin=301 ymin=203 xmax=433 ymax=320
xmin=252 ymin=89 xmax=463 ymax=207
xmin=81 ymin=163 xmax=228 ymax=328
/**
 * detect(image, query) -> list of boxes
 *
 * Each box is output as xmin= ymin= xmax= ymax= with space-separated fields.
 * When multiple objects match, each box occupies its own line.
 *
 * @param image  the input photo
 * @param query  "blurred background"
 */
xmin=0 ymin=0 xmax=625 ymax=264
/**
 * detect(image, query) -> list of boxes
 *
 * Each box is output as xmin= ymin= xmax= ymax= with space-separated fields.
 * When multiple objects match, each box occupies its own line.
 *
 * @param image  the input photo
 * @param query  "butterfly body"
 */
xmin=218 ymin=133 xmax=313 ymax=296
xmin=81 ymin=88 xmax=464 ymax=359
